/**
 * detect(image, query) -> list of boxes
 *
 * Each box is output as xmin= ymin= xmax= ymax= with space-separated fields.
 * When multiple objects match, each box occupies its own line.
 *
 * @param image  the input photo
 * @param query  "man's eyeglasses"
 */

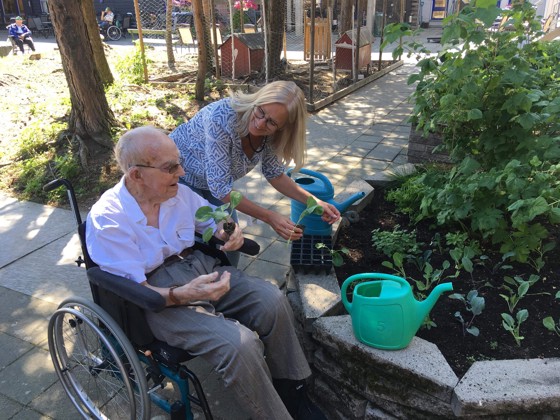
xmin=253 ymin=106 xmax=280 ymax=131
xmin=133 ymin=156 xmax=184 ymax=174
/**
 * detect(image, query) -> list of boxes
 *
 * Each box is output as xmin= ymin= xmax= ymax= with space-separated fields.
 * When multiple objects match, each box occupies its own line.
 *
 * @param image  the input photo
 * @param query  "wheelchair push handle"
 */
xmin=43 ymin=178 xmax=83 ymax=226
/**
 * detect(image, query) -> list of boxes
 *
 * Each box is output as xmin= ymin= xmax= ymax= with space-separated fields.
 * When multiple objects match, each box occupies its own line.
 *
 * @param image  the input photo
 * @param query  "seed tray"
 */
xmin=290 ymin=235 xmax=333 ymax=274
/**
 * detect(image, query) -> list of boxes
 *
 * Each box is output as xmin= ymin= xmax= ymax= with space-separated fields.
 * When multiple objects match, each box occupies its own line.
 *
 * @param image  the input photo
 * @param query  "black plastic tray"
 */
xmin=290 ymin=235 xmax=333 ymax=274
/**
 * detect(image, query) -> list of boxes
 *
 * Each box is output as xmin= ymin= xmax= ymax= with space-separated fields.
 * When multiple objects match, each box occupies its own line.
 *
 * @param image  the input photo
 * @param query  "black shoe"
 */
xmin=273 ymin=379 xmax=327 ymax=420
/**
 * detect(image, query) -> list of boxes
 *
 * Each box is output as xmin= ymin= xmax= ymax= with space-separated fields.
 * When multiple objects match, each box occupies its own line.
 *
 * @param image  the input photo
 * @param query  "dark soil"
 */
xmin=335 ymin=188 xmax=560 ymax=378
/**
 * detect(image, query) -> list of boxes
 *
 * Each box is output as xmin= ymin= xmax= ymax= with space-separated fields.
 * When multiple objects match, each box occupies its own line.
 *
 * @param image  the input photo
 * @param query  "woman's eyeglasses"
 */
xmin=133 ymin=156 xmax=184 ymax=174
xmin=253 ymin=106 xmax=280 ymax=131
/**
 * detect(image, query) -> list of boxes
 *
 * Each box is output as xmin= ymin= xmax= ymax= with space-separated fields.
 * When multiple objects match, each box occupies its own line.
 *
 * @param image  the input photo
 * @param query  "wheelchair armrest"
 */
xmin=87 ymin=266 xmax=166 ymax=312
xmin=207 ymin=237 xmax=260 ymax=256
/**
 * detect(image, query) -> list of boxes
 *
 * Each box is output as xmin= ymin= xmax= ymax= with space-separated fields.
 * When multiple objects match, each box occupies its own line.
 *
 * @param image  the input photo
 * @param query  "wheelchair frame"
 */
xmin=45 ymin=178 xmax=259 ymax=420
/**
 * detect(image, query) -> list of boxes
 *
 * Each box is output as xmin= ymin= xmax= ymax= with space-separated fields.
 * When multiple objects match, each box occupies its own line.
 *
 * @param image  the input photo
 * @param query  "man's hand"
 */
xmin=216 ymin=220 xmax=244 ymax=251
xmin=172 ymin=271 xmax=230 ymax=304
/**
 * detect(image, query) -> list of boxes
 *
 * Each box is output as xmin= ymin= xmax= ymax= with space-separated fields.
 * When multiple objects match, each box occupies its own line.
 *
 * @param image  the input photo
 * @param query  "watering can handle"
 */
xmin=286 ymin=168 xmax=334 ymax=196
xmin=341 ymin=273 xmax=408 ymax=313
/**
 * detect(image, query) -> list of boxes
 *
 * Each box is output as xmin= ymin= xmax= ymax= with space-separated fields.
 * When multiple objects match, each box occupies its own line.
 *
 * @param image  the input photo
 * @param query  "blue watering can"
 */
xmin=287 ymin=168 xmax=365 ymax=235
xmin=341 ymin=273 xmax=453 ymax=350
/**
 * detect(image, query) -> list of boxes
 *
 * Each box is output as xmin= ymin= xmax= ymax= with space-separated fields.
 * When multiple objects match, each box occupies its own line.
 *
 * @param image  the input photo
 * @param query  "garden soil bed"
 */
xmin=335 ymin=188 xmax=560 ymax=378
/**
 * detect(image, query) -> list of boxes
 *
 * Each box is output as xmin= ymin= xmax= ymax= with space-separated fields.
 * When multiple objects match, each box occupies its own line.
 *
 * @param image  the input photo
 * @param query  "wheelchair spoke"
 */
xmin=48 ymin=298 xmax=150 ymax=420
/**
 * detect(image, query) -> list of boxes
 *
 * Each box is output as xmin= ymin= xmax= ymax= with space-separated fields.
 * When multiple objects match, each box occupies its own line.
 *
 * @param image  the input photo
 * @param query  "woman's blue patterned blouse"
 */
xmin=169 ymin=98 xmax=285 ymax=200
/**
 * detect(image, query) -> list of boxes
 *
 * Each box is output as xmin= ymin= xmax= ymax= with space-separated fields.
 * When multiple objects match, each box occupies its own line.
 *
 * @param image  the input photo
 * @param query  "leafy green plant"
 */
xmin=371 ymin=225 xmax=423 ymax=259
xmin=446 ymin=232 xmax=481 ymax=274
xmin=501 ymin=309 xmax=529 ymax=346
xmin=450 ymin=290 xmax=485 ymax=336
xmin=114 ymin=43 xmax=152 ymax=84
xmin=381 ymin=1 xmax=560 ymax=266
xmin=195 ymin=191 xmax=242 ymax=243
xmin=500 ymin=274 xmax=539 ymax=313
xmin=382 ymin=252 xmax=452 ymax=300
xmin=543 ymin=316 xmax=560 ymax=337
xmin=315 ymin=243 xmax=349 ymax=267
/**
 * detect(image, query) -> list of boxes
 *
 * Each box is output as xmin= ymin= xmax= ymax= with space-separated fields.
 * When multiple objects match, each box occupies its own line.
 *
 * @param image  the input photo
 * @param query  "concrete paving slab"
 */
xmin=243 ymin=259 xmax=289 ymax=289
xmin=0 ymin=232 xmax=90 ymax=305
xmin=10 ymin=406 xmax=50 ymax=420
xmin=367 ymin=142 xmax=405 ymax=162
xmin=0 ymin=332 xmax=34 ymax=370
xmin=29 ymin=381 xmax=80 ymax=420
xmin=0 ymin=193 xmax=76 ymax=269
xmin=0 ymin=393 xmax=23 ymax=419
xmin=0 ymin=347 xmax=58 ymax=405
xmin=0 ymin=286 xmax=57 ymax=348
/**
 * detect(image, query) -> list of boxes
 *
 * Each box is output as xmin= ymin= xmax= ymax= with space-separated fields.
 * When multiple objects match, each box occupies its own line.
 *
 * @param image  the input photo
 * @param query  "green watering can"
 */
xmin=341 ymin=273 xmax=453 ymax=350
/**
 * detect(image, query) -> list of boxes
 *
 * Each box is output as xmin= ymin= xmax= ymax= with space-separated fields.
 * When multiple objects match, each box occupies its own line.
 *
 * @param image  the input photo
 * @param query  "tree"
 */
xmin=264 ymin=1 xmax=286 ymax=78
xmin=48 ymin=0 xmax=116 ymax=167
xmin=165 ymin=0 xmax=177 ymax=70
xmin=192 ymin=0 xmax=208 ymax=99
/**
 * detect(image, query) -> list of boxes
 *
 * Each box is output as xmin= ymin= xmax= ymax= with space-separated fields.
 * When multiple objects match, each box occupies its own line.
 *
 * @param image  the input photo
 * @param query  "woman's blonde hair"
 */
xmin=230 ymin=81 xmax=307 ymax=171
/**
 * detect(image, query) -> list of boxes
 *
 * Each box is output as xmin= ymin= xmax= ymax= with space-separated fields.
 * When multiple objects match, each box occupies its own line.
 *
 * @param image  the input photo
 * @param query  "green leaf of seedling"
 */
xmin=555 ymin=291 xmax=560 ymax=299
xmin=543 ymin=316 xmax=556 ymax=331
xmin=470 ymin=296 xmax=485 ymax=316
xmin=195 ymin=206 xmax=213 ymax=222
xmin=449 ymin=293 xmax=465 ymax=302
xmin=332 ymin=253 xmax=343 ymax=267
xmin=212 ymin=210 xmax=230 ymax=222
xmin=501 ymin=313 xmax=514 ymax=329
xmin=229 ymin=190 xmax=242 ymax=210
xmin=466 ymin=326 xmax=480 ymax=336
xmin=516 ymin=309 xmax=528 ymax=323
xmin=202 ymin=227 xmax=214 ymax=243
xmin=518 ymin=282 xmax=529 ymax=298
xmin=315 ymin=243 xmax=328 ymax=250
xmin=381 ymin=261 xmax=394 ymax=269
xmin=340 ymin=247 xmax=350 ymax=255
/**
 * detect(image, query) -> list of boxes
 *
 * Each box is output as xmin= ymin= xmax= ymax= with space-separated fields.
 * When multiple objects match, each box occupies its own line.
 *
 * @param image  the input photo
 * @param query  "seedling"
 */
xmin=195 ymin=191 xmax=242 ymax=243
xmin=501 ymin=309 xmax=528 ymax=347
xmin=543 ymin=316 xmax=560 ymax=337
xmin=288 ymin=196 xmax=324 ymax=244
xmin=500 ymin=274 xmax=539 ymax=313
xmin=450 ymin=290 xmax=485 ymax=337
xmin=315 ymin=243 xmax=350 ymax=267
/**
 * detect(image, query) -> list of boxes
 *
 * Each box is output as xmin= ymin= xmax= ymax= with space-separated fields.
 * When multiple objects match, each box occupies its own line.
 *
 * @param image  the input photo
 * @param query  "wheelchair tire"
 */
xmin=107 ymin=26 xmax=122 ymax=41
xmin=48 ymin=297 xmax=150 ymax=420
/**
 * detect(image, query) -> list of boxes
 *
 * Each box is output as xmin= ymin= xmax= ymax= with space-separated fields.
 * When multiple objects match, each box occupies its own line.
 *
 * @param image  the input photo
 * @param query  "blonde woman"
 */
xmin=170 ymin=81 xmax=340 ymax=249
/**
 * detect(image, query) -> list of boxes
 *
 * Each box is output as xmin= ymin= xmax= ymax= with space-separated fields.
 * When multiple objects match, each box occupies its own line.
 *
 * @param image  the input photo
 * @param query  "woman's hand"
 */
xmin=267 ymin=211 xmax=303 ymax=241
xmin=317 ymin=200 xmax=341 ymax=224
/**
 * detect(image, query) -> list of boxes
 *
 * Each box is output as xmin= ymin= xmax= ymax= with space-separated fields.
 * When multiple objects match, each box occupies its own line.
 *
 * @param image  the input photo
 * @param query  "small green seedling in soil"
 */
xmin=195 ymin=190 xmax=242 ymax=243
xmin=450 ymin=290 xmax=485 ymax=337
xmin=288 ymin=196 xmax=323 ymax=244
xmin=500 ymin=274 xmax=539 ymax=314
xmin=501 ymin=309 xmax=529 ymax=347
xmin=315 ymin=243 xmax=350 ymax=267
xmin=543 ymin=316 xmax=560 ymax=337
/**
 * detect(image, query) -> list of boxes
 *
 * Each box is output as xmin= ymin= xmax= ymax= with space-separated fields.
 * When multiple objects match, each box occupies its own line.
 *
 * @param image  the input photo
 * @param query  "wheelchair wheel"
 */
xmin=107 ymin=26 xmax=122 ymax=41
xmin=48 ymin=297 xmax=150 ymax=420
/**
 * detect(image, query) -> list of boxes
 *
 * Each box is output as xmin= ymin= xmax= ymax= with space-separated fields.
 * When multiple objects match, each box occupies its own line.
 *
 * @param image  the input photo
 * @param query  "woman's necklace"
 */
xmin=247 ymin=133 xmax=267 ymax=154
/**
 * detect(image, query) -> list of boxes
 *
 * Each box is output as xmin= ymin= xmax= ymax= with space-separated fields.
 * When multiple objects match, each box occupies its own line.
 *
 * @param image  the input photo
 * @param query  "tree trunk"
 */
xmin=49 ymin=0 xmax=116 ymax=167
xmin=192 ymin=0 xmax=207 ymax=100
xmin=339 ymin=0 xmax=353 ymax=36
xmin=165 ymin=0 xmax=176 ymax=70
xmin=202 ymin=0 xmax=215 ymax=74
xmin=79 ymin=0 xmax=113 ymax=85
xmin=265 ymin=0 xmax=286 ymax=78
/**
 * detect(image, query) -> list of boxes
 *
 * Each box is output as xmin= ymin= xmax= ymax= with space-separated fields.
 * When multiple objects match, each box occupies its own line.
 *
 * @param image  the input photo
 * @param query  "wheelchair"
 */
xmin=44 ymin=178 xmax=260 ymax=419
xmin=99 ymin=20 xmax=122 ymax=41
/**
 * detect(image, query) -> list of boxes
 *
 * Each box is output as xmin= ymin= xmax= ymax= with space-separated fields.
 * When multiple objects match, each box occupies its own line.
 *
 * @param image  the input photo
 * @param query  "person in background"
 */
xmin=100 ymin=7 xmax=114 ymax=30
xmin=86 ymin=126 xmax=327 ymax=420
xmin=169 ymin=81 xmax=340 ymax=264
xmin=7 ymin=16 xmax=35 ymax=54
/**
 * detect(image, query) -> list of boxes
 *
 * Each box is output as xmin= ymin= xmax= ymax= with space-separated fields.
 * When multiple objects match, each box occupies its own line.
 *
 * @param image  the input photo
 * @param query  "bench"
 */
xmin=128 ymin=29 xmax=173 ymax=39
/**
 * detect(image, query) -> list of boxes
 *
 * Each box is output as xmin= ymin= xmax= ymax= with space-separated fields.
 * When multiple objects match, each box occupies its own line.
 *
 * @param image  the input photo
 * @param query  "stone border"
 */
xmin=289 ymin=179 xmax=560 ymax=418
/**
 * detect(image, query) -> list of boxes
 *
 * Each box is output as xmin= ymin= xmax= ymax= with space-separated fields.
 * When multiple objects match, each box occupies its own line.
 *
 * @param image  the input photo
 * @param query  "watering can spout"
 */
xmin=415 ymin=282 xmax=454 ymax=330
xmin=332 ymin=192 xmax=366 ymax=213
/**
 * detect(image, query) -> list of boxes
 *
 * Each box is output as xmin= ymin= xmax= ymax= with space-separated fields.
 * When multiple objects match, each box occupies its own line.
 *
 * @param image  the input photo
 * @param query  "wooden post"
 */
xmin=133 ymin=0 xmax=148 ymax=82
xmin=309 ymin=0 xmax=316 ymax=104
xmin=378 ymin=0 xmax=387 ymax=71
xmin=211 ymin=0 xmax=221 ymax=78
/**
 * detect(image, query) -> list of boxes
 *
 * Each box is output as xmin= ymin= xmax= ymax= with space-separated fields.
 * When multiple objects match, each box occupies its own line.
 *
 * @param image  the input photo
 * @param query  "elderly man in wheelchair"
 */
xmin=48 ymin=126 xmax=325 ymax=419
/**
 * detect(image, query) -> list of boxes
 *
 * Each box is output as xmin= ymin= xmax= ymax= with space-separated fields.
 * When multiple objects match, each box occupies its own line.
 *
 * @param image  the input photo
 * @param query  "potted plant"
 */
xmin=195 ymin=190 xmax=242 ymax=243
